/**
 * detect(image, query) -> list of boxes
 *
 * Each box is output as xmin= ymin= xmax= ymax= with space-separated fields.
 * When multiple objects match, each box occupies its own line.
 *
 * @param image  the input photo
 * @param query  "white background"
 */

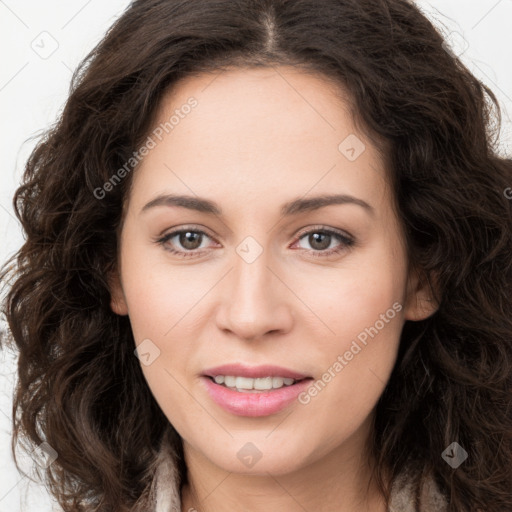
xmin=0 ymin=1 xmax=511 ymax=510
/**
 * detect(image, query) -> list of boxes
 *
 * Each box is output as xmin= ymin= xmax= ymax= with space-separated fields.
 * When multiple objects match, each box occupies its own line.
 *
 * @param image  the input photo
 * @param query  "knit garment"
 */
xmin=135 ymin=433 xmax=448 ymax=512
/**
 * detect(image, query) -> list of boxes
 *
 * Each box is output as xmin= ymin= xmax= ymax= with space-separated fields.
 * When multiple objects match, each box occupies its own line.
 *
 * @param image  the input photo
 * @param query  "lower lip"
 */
xmin=201 ymin=376 xmax=313 ymax=417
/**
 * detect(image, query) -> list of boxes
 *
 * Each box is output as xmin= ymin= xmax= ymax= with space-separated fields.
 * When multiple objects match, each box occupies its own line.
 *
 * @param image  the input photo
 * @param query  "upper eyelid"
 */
xmin=294 ymin=225 xmax=353 ymax=241
xmin=158 ymin=224 xmax=217 ymax=241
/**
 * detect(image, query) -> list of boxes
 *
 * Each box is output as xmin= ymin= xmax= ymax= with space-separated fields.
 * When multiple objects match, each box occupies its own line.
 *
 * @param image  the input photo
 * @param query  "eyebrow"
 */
xmin=140 ymin=193 xmax=374 ymax=217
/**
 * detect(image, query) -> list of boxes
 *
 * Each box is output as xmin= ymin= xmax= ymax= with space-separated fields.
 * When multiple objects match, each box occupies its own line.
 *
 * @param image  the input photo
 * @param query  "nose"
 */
xmin=215 ymin=247 xmax=294 ymax=341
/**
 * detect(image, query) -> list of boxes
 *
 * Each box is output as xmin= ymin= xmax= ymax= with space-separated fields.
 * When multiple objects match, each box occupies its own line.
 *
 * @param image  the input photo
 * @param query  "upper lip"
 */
xmin=202 ymin=363 xmax=311 ymax=380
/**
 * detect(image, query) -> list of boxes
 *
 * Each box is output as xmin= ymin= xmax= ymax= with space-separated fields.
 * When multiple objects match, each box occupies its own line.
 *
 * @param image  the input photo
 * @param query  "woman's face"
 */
xmin=110 ymin=66 xmax=435 ymax=476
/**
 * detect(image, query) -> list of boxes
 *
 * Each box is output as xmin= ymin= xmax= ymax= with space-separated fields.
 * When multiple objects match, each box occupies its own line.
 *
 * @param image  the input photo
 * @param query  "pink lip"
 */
xmin=202 ymin=363 xmax=310 ymax=380
xmin=201 ymin=376 xmax=313 ymax=417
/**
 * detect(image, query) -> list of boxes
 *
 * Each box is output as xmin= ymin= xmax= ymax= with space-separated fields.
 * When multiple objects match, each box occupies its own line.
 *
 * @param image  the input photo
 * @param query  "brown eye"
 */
xmin=157 ymin=227 xmax=216 ymax=258
xmin=306 ymin=232 xmax=332 ymax=251
xmin=178 ymin=231 xmax=204 ymax=250
xmin=293 ymin=227 xmax=355 ymax=258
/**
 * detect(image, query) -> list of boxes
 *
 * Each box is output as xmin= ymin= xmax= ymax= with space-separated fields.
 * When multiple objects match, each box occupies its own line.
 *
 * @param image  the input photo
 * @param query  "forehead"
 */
xmin=155 ymin=66 xmax=358 ymax=153
xmin=129 ymin=66 xmax=389 ymax=215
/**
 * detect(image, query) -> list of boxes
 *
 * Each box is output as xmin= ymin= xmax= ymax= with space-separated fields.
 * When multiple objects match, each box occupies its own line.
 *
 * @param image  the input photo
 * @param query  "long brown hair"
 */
xmin=1 ymin=0 xmax=511 ymax=510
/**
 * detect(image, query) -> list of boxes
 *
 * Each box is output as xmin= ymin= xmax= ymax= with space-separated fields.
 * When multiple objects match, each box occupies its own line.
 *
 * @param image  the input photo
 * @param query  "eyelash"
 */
xmin=155 ymin=225 xmax=355 ymax=259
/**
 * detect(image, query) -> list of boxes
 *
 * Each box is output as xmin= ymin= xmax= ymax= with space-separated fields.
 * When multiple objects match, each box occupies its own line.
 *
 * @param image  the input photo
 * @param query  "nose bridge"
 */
xmin=233 ymin=245 xmax=272 ymax=304
xmin=216 ymin=239 xmax=293 ymax=339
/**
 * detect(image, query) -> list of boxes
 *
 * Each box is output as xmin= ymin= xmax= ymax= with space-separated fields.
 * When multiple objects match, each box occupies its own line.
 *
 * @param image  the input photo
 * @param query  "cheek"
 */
xmin=292 ymin=242 xmax=406 ymax=414
xmin=120 ymin=253 xmax=211 ymax=343
xmin=299 ymin=272 xmax=403 ymax=388
xmin=121 ymin=259 xmax=207 ymax=434
xmin=295 ymin=242 xmax=406 ymax=348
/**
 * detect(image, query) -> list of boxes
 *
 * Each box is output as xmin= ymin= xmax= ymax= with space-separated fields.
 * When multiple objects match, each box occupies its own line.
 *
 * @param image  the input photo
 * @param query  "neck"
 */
xmin=180 ymin=434 xmax=388 ymax=512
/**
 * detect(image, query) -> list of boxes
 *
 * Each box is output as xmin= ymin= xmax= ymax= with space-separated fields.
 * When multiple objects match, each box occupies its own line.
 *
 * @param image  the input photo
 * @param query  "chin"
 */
xmin=193 ymin=437 xmax=315 ymax=476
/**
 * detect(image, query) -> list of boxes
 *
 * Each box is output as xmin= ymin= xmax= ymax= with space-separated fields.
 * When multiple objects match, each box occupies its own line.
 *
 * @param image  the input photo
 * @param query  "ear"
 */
xmin=403 ymin=267 xmax=439 ymax=321
xmin=108 ymin=268 xmax=129 ymax=316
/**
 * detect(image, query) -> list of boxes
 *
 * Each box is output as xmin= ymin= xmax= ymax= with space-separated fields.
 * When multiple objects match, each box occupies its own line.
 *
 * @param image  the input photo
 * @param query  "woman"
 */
xmin=1 ymin=0 xmax=511 ymax=511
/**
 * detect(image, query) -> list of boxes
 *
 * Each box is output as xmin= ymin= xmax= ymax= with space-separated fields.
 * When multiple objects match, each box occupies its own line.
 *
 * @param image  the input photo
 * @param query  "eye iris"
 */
xmin=180 ymin=231 xmax=202 ymax=250
xmin=309 ymin=232 xmax=331 ymax=250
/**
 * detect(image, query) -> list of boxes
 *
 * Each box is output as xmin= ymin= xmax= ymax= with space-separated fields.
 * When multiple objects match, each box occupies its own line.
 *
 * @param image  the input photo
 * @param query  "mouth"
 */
xmin=200 ymin=366 xmax=315 ymax=417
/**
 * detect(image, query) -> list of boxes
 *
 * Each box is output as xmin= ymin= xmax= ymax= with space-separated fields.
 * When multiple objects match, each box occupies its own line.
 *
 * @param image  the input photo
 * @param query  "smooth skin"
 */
xmin=109 ymin=66 xmax=438 ymax=512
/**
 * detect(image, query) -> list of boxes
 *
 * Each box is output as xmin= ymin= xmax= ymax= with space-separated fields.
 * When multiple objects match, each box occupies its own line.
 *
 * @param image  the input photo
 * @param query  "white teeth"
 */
xmin=253 ymin=377 xmax=273 ymax=390
xmin=211 ymin=375 xmax=298 ymax=390
xmin=272 ymin=377 xmax=284 ymax=388
xmin=224 ymin=376 xmax=236 ymax=387
xmin=235 ymin=376 xmax=254 ymax=389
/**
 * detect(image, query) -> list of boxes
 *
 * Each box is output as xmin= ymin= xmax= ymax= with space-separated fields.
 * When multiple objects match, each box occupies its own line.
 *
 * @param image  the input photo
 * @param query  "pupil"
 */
xmin=310 ymin=232 xmax=330 ymax=250
xmin=180 ymin=231 xmax=201 ymax=250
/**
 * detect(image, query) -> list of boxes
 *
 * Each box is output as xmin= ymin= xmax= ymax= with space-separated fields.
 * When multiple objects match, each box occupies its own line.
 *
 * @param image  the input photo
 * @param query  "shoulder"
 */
xmin=389 ymin=466 xmax=448 ymax=512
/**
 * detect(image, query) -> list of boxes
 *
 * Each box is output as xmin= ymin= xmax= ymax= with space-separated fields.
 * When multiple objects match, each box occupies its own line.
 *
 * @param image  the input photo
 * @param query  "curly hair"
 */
xmin=1 ymin=0 xmax=511 ymax=510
